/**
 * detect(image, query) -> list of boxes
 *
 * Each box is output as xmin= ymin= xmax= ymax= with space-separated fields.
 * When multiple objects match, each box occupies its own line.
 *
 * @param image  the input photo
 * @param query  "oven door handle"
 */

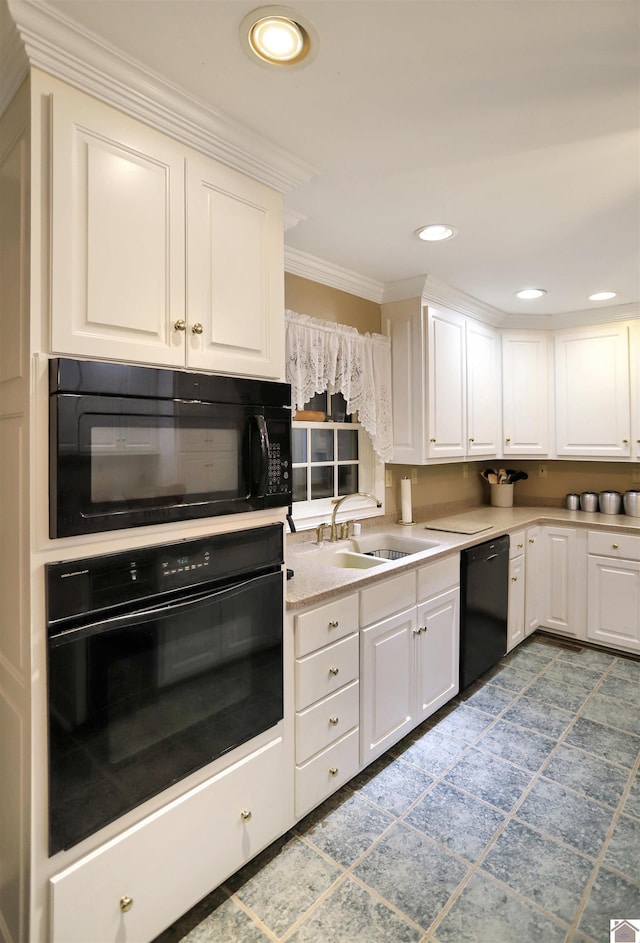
xmin=250 ymin=413 xmax=270 ymax=497
xmin=49 ymin=571 xmax=281 ymax=647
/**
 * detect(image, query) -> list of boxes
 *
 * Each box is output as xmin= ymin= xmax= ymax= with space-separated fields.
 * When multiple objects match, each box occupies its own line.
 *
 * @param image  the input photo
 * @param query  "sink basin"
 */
xmin=309 ymin=548 xmax=389 ymax=569
xmin=350 ymin=533 xmax=440 ymax=557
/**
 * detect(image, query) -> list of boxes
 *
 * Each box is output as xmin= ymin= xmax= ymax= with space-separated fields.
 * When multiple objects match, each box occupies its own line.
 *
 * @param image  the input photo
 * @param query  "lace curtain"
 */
xmin=285 ymin=310 xmax=393 ymax=461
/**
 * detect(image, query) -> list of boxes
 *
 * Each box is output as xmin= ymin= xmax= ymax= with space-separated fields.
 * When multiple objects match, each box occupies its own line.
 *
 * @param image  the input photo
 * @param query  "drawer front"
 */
xmin=295 ymin=593 xmax=359 ymax=658
xmin=296 ymin=633 xmax=359 ymax=710
xmin=360 ymin=571 xmax=416 ymax=626
xmin=296 ymin=680 xmax=359 ymax=765
xmin=588 ymin=530 xmax=640 ymax=561
xmin=295 ymin=728 xmax=360 ymax=818
xmin=509 ymin=530 xmax=526 ymax=559
xmin=416 ymin=554 xmax=460 ymax=601
xmin=50 ymin=736 xmax=290 ymax=943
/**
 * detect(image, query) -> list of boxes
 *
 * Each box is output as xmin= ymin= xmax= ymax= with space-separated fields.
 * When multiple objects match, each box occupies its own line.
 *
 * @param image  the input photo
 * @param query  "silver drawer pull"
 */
xmin=240 ymin=809 xmax=252 ymax=822
xmin=329 ymin=766 xmax=338 ymax=777
xmin=120 ymin=896 xmax=134 ymax=914
xmin=612 ymin=543 xmax=619 ymax=549
xmin=329 ymin=716 xmax=339 ymax=726
xmin=328 ymin=620 xmax=339 ymax=629
xmin=329 ymin=666 xmax=339 ymax=676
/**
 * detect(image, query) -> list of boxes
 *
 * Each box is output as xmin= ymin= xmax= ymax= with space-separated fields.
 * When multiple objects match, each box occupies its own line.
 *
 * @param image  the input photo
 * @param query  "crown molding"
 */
xmin=0 ymin=1 xmax=28 ymax=116
xmin=284 ymin=207 xmax=307 ymax=232
xmin=382 ymin=274 xmax=505 ymax=326
xmin=284 ymin=246 xmax=385 ymax=303
xmin=7 ymin=0 xmax=317 ymax=192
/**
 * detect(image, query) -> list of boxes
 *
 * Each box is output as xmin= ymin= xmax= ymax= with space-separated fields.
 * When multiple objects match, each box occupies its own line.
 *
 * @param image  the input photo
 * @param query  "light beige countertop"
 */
xmin=286 ymin=504 xmax=640 ymax=609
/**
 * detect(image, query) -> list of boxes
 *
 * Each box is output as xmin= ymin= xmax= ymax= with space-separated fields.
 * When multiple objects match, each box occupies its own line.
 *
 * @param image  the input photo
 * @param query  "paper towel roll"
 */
xmin=400 ymin=478 xmax=413 ymax=523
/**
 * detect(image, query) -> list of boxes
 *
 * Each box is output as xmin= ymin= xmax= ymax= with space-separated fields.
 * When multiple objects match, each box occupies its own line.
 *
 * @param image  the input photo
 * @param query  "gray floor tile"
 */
xmin=404 ymin=782 xmax=505 ymax=862
xmin=502 ymin=695 xmax=574 ymax=739
xmin=582 ymin=691 xmax=640 ymax=736
xmin=525 ymin=675 xmax=588 ymax=712
xmin=564 ymin=717 xmax=640 ymax=769
xmin=477 ymin=718 xmax=557 ymax=772
xmin=432 ymin=871 xmax=569 ymax=943
xmin=542 ymin=744 xmax=631 ymax=809
xmin=428 ymin=702 xmax=495 ymax=743
xmin=610 ymin=657 xmax=640 ymax=683
xmin=598 ymin=673 xmax=640 ymax=705
xmin=541 ymin=659 xmax=607 ymax=689
xmin=393 ymin=726 xmax=468 ymax=776
xmin=225 ymin=833 xmax=340 ymax=937
xmin=557 ymin=647 xmax=615 ymax=671
xmin=481 ymin=820 xmax=595 ymax=923
xmin=503 ymin=644 xmax=557 ymax=671
xmin=153 ymin=888 xmax=230 ymax=943
xmin=348 ymin=755 xmax=433 ymax=817
xmin=485 ymin=663 xmax=536 ymax=693
xmin=516 ymin=778 xmax=613 ymax=858
xmin=287 ymin=876 xmax=423 ymax=943
xmin=578 ymin=866 xmax=640 ymax=940
xmin=180 ymin=894 xmax=272 ymax=943
xmin=602 ymin=814 xmax=640 ymax=883
xmin=353 ymin=823 xmax=468 ymax=931
xmin=444 ymin=748 xmax=533 ymax=811
xmin=297 ymin=790 xmax=394 ymax=867
xmin=622 ymin=772 xmax=640 ymax=819
xmin=522 ymin=638 xmax=561 ymax=662
xmin=459 ymin=682 xmax=517 ymax=715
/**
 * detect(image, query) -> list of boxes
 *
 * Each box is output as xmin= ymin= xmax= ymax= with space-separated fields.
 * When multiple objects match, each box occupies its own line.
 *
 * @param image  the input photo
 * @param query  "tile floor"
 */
xmin=153 ymin=635 xmax=640 ymax=943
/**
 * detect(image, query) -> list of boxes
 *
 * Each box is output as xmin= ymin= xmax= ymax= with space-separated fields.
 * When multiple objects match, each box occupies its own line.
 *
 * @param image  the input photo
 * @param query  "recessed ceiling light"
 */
xmin=415 ymin=224 xmax=457 ymax=242
xmin=588 ymin=291 xmax=617 ymax=301
xmin=515 ymin=288 xmax=546 ymax=300
xmin=240 ymin=6 xmax=316 ymax=67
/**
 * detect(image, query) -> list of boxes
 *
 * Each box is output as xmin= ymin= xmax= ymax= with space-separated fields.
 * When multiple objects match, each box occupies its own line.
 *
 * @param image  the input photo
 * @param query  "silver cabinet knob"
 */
xmin=505 ymin=437 xmax=511 ymax=443
xmin=240 ymin=809 xmax=252 ymax=821
xmin=120 ymin=897 xmax=134 ymax=914
xmin=329 ymin=666 xmax=339 ymax=676
xmin=511 ymin=576 xmax=517 ymax=582
xmin=529 ymin=538 xmax=535 ymax=544
xmin=612 ymin=543 xmax=619 ymax=549
xmin=173 ymin=319 xmax=186 ymax=332
xmin=329 ymin=716 xmax=339 ymax=726
xmin=191 ymin=322 xmax=203 ymax=335
xmin=329 ymin=767 xmax=338 ymax=777
xmin=328 ymin=620 xmax=339 ymax=629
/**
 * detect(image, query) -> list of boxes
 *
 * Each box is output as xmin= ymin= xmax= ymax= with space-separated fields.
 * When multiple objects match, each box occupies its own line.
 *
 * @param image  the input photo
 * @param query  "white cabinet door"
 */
xmin=427 ymin=307 xmax=466 ymax=459
xmin=415 ymin=588 xmax=459 ymax=721
xmin=465 ymin=320 xmax=500 ymax=457
xmin=50 ymin=83 xmax=186 ymax=367
xmin=502 ymin=332 xmax=550 ymax=455
xmin=587 ymin=555 xmax=640 ymax=653
xmin=539 ymin=526 xmax=585 ymax=638
xmin=360 ymin=608 xmax=415 ymax=764
xmin=386 ymin=299 xmax=427 ymax=464
xmin=631 ymin=321 xmax=640 ymax=461
xmin=554 ymin=324 xmax=631 ymax=457
xmin=507 ymin=554 xmax=526 ymax=651
xmin=525 ymin=526 xmax=542 ymax=635
xmin=186 ymin=153 xmax=284 ymax=379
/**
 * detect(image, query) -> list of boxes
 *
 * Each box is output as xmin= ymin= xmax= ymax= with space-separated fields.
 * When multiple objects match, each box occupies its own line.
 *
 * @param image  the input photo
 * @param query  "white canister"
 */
xmin=490 ymin=483 xmax=514 ymax=508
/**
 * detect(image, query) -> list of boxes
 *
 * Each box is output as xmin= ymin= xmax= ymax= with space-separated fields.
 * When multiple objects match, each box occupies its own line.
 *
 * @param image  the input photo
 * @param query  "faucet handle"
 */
xmin=315 ymin=523 xmax=329 ymax=545
xmin=339 ymin=520 xmax=354 ymax=540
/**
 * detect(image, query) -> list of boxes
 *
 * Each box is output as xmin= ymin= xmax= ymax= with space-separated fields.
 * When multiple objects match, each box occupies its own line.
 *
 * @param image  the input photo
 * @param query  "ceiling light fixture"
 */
xmin=515 ymin=288 xmax=546 ymax=300
xmin=240 ymin=6 xmax=316 ymax=67
xmin=588 ymin=291 xmax=617 ymax=301
xmin=415 ymin=224 xmax=457 ymax=242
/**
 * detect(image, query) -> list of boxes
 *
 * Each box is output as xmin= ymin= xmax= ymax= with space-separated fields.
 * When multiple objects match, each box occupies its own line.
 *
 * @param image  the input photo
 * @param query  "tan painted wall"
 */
xmin=285 ymin=274 xmax=382 ymax=333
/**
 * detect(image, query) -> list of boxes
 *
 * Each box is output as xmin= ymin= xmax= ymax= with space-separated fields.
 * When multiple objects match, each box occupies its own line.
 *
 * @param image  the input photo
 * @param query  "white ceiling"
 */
xmin=11 ymin=1 xmax=640 ymax=316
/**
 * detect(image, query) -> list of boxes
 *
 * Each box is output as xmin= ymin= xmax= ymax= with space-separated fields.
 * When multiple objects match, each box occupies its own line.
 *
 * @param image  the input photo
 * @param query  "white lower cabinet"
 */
xmin=415 ymin=587 xmax=460 ymax=719
xmin=507 ymin=530 xmax=526 ymax=651
xmin=538 ymin=526 xmax=586 ymax=639
xmin=587 ymin=531 xmax=640 ymax=654
xmin=49 ymin=736 xmax=290 ymax=943
xmin=525 ymin=526 xmax=543 ymax=635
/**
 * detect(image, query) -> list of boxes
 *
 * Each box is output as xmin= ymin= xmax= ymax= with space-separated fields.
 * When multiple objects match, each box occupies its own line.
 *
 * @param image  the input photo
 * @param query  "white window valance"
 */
xmin=285 ymin=310 xmax=393 ymax=461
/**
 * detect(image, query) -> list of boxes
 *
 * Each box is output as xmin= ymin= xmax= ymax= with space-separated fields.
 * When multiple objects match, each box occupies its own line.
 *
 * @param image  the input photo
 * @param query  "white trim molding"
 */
xmin=284 ymin=246 xmax=385 ymax=303
xmin=6 ymin=0 xmax=317 ymax=192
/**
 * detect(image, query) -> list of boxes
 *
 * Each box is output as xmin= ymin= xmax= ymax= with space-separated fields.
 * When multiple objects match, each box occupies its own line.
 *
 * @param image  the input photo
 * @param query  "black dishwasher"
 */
xmin=460 ymin=535 xmax=509 ymax=690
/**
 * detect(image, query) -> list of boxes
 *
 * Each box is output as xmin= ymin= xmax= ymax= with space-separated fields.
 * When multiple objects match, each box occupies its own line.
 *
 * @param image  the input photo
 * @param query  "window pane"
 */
xmin=330 ymin=391 xmax=351 ymax=423
xmin=303 ymin=392 xmax=327 ymax=414
xmin=310 ymin=429 xmax=334 ymax=463
xmin=338 ymin=464 xmax=358 ymax=495
xmin=292 ymin=428 xmax=307 ymax=464
xmin=311 ymin=466 xmax=334 ymax=499
xmin=338 ymin=429 xmax=358 ymax=461
xmin=292 ymin=467 xmax=308 ymax=502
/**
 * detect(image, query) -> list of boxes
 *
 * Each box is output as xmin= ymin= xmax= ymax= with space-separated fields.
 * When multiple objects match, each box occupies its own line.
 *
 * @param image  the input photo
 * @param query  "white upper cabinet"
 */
xmin=465 ymin=318 xmax=501 ymax=457
xmin=630 ymin=321 xmax=640 ymax=461
xmin=554 ymin=323 xmax=631 ymax=458
xmin=427 ymin=307 xmax=467 ymax=459
xmin=50 ymin=80 xmax=284 ymax=379
xmin=501 ymin=332 xmax=550 ymax=455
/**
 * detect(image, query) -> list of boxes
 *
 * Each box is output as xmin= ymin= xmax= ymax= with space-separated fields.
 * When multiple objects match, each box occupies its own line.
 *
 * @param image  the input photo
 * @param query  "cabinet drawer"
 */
xmin=50 ymin=736 xmax=290 ymax=943
xmin=509 ymin=530 xmax=526 ymax=558
xmin=296 ymin=634 xmax=359 ymax=710
xmin=360 ymin=571 xmax=416 ymax=626
xmin=588 ymin=530 xmax=640 ymax=561
xmin=416 ymin=554 xmax=459 ymax=601
xmin=295 ymin=593 xmax=358 ymax=657
xmin=295 ymin=728 xmax=360 ymax=818
xmin=296 ymin=680 xmax=359 ymax=765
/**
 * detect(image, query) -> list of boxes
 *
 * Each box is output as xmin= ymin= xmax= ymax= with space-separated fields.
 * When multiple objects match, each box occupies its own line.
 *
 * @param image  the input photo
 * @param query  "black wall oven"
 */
xmin=46 ymin=525 xmax=283 ymax=855
xmin=49 ymin=358 xmax=292 ymax=538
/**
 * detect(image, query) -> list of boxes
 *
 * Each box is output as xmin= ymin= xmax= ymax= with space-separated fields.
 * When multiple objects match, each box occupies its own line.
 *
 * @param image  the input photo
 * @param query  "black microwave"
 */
xmin=49 ymin=358 xmax=292 ymax=538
